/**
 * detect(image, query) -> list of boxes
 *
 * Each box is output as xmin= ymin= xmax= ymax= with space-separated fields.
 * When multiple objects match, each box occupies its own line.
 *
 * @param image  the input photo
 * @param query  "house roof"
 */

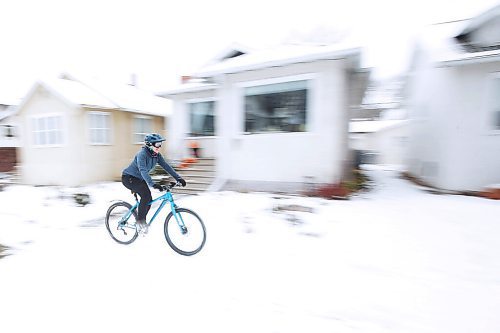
xmin=43 ymin=78 xmax=116 ymax=109
xmin=19 ymin=75 xmax=171 ymax=117
xmin=193 ymin=42 xmax=362 ymax=77
xmin=61 ymin=74 xmax=172 ymax=116
xmin=0 ymin=108 xmax=17 ymax=122
xmin=205 ymin=42 xmax=252 ymax=64
xmin=161 ymin=42 xmax=363 ymax=96
xmin=419 ymin=4 xmax=500 ymax=67
xmin=159 ymin=81 xmax=219 ymax=96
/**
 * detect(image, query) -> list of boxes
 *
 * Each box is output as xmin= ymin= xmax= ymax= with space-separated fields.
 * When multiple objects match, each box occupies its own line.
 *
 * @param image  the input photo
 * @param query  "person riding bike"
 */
xmin=121 ymin=133 xmax=186 ymax=233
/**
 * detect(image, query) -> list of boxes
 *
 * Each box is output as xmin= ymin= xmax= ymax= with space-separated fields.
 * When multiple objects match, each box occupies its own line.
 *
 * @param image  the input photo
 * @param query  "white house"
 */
xmin=406 ymin=4 xmax=500 ymax=192
xmin=349 ymin=117 xmax=410 ymax=166
xmin=161 ymin=43 xmax=368 ymax=193
xmin=15 ymin=74 xmax=171 ymax=186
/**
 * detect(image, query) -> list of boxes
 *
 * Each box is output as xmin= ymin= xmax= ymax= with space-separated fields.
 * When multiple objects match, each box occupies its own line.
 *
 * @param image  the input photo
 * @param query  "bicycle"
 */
xmin=105 ymin=182 xmax=206 ymax=256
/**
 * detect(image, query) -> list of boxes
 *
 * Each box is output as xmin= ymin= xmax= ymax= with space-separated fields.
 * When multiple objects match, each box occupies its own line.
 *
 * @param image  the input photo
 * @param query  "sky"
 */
xmin=0 ymin=0 xmax=499 ymax=102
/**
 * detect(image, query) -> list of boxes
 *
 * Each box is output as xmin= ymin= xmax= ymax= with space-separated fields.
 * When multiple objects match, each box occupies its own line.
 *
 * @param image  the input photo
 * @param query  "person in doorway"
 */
xmin=189 ymin=140 xmax=201 ymax=158
xmin=121 ymin=133 xmax=186 ymax=233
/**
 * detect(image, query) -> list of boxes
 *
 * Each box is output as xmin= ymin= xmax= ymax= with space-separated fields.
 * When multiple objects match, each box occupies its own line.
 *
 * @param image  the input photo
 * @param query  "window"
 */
xmin=32 ymin=115 xmax=63 ymax=146
xmin=492 ymin=76 xmax=500 ymax=130
xmin=88 ymin=112 xmax=111 ymax=144
xmin=133 ymin=116 xmax=153 ymax=143
xmin=189 ymin=100 xmax=215 ymax=136
xmin=1 ymin=125 xmax=15 ymax=138
xmin=244 ymin=80 xmax=308 ymax=133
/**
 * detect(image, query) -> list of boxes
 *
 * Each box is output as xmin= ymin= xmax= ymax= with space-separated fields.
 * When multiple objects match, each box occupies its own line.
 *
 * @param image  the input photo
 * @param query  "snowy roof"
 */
xmin=349 ymin=119 xmax=409 ymax=133
xmin=193 ymin=42 xmax=362 ymax=77
xmin=0 ymin=107 xmax=18 ymax=122
xmin=160 ymin=81 xmax=219 ymax=96
xmin=43 ymin=78 xmax=116 ymax=109
xmin=419 ymin=4 xmax=500 ymax=67
xmin=20 ymin=75 xmax=172 ymax=117
xmin=205 ymin=42 xmax=253 ymax=65
xmin=63 ymin=74 xmax=172 ymax=116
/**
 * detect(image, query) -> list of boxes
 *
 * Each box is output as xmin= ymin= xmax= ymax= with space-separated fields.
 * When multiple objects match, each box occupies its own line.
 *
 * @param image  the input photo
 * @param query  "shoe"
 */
xmin=136 ymin=220 xmax=148 ymax=234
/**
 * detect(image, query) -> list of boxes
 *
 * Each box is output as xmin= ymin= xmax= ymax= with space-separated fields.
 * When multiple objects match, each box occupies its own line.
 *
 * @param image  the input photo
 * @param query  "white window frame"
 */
xmin=488 ymin=72 xmax=500 ymax=134
xmin=187 ymin=97 xmax=216 ymax=138
xmin=133 ymin=115 xmax=153 ymax=144
xmin=31 ymin=114 xmax=65 ymax=147
xmin=88 ymin=111 xmax=112 ymax=145
xmin=238 ymin=73 xmax=315 ymax=135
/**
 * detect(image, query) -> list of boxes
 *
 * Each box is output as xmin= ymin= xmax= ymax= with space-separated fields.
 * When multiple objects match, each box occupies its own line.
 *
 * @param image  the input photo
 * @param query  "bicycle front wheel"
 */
xmin=105 ymin=201 xmax=139 ymax=245
xmin=164 ymin=208 xmax=206 ymax=256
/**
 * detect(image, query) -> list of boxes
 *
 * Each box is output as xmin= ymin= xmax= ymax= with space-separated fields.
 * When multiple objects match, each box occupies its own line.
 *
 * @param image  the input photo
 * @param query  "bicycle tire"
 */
xmin=105 ymin=201 xmax=139 ymax=245
xmin=164 ymin=208 xmax=206 ymax=256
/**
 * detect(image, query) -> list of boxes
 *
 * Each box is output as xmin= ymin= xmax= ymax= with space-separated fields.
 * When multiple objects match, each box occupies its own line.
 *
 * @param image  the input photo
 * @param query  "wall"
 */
xmin=443 ymin=62 xmax=500 ymax=190
xmin=167 ymin=89 xmax=217 ymax=160
xmin=216 ymin=59 xmax=349 ymax=189
xmin=18 ymin=85 xmax=168 ymax=186
xmin=19 ymin=86 xmax=82 ymax=186
xmin=80 ymin=110 xmax=166 ymax=183
xmin=407 ymin=48 xmax=500 ymax=191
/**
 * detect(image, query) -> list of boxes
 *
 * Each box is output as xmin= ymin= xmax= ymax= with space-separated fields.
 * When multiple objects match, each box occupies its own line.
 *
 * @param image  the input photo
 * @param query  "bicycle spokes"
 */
xmin=164 ymin=208 xmax=206 ymax=256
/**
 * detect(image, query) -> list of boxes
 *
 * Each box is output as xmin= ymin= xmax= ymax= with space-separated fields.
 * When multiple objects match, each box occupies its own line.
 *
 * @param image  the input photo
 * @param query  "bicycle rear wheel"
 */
xmin=105 ymin=201 xmax=139 ymax=245
xmin=164 ymin=208 xmax=206 ymax=256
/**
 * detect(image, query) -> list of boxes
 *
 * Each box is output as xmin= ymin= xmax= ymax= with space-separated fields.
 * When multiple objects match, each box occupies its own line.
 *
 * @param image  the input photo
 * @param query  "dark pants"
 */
xmin=121 ymin=174 xmax=152 ymax=222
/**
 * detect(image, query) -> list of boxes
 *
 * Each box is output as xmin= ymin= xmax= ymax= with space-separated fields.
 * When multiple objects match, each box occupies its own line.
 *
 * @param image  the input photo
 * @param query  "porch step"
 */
xmin=151 ymin=158 xmax=216 ymax=195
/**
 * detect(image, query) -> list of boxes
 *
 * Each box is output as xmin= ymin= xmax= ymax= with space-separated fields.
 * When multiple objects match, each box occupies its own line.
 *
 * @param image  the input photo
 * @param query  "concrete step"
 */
xmin=151 ymin=159 xmax=216 ymax=194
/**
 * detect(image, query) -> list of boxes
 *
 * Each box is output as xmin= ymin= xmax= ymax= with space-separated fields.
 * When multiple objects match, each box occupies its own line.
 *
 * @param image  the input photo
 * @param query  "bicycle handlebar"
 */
xmin=161 ymin=181 xmax=181 ymax=191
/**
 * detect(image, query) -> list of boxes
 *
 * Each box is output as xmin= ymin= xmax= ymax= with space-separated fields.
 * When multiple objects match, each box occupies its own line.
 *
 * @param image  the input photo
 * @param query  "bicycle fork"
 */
xmin=170 ymin=202 xmax=188 ymax=235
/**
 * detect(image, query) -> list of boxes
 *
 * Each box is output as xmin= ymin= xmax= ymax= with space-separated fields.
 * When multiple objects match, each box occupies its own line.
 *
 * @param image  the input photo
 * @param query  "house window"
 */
xmin=492 ymin=76 xmax=500 ymax=130
xmin=189 ymin=100 xmax=215 ymax=136
xmin=1 ymin=125 xmax=15 ymax=138
xmin=133 ymin=116 xmax=153 ymax=143
xmin=244 ymin=80 xmax=308 ymax=133
xmin=5 ymin=125 xmax=14 ymax=138
xmin=32 ymin=115 xmax=63 ymax=146
xmin=88 ymin=112 xmax=111 ymax=144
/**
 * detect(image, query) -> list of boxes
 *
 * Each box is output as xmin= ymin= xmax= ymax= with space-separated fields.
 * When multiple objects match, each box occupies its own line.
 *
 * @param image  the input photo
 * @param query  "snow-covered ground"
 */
xmin=1 ymin=166 xmax=500 ymax=333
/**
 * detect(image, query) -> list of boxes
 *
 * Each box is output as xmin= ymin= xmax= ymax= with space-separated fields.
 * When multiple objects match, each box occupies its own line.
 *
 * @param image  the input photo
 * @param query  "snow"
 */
xmin=1 ymin=166 xmax=500 ymax=333
xmin=33 ymin=76 xmax=171 ymax=117
xmin=349 ymin=119 xmax=410 ymax=133
xmin=194 ymin=43 xmax=361 ymax=77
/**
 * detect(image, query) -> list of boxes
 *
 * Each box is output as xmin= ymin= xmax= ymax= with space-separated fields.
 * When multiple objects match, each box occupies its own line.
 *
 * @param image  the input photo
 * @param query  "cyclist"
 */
xmin=122 ymin=133 xmax=186 ymax=233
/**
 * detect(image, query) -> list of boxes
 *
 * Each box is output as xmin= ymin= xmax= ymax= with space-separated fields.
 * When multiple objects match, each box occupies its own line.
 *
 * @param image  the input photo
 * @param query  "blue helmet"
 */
xmin=144 ymin=133 xmax=165 ymax=146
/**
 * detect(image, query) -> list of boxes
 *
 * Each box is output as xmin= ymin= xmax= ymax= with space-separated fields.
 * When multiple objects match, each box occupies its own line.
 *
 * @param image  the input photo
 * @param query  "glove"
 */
xmin=153 ymin=183 xmax=165 ymax=192
xmin=177 ymin=178 xmax=186 ymax=187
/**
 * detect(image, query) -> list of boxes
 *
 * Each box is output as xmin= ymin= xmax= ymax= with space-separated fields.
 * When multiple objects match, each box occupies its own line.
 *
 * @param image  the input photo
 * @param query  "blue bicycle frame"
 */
xmin=123 ymin=190 xmax=186 ymax=231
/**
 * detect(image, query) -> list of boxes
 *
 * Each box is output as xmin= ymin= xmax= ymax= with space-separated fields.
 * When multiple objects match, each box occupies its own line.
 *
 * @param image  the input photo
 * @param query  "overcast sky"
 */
xmin=0 ymin=0 xmax=499 ymax=102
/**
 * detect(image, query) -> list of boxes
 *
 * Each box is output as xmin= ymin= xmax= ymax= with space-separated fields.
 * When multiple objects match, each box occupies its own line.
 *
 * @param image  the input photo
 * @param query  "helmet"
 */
xmin=144 ymin=133 xmax=165 ymax=146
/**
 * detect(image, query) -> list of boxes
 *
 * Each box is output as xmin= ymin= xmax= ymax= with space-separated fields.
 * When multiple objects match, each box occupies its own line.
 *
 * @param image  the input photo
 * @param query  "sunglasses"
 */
xmin=153 ymin=142 xmax=162 ymax=148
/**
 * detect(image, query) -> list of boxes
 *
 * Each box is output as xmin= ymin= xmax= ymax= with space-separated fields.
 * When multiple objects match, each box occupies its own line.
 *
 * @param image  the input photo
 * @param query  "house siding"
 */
xmin=18 ymin=86 xmax=167 ymax=186
xmin=216 ymin=59 xmax=349 ymax=188
xmin=408 ymin=49 xmax=500 ymax=191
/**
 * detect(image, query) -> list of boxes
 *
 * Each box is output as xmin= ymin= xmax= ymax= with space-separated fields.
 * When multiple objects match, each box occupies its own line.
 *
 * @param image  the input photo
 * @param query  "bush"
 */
xmin=74 ymin=192 xmax=91 ymax=206
xmin=0 ymin=244 xmax=9 ymax=259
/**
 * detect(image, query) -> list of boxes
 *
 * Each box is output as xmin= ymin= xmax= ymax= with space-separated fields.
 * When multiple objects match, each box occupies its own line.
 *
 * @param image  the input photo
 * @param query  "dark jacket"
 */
xmin=123 ymin=147 xmax=180 ymax=187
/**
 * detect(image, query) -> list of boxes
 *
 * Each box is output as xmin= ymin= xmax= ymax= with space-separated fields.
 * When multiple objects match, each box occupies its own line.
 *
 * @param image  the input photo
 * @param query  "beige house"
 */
xmin=15 ymin=75 xmax=171 ymax=186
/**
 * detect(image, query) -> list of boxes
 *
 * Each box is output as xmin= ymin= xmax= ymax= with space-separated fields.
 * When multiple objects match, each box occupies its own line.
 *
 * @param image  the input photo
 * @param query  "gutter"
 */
xmin=438 ymin=52 xmax=500 ymax=67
